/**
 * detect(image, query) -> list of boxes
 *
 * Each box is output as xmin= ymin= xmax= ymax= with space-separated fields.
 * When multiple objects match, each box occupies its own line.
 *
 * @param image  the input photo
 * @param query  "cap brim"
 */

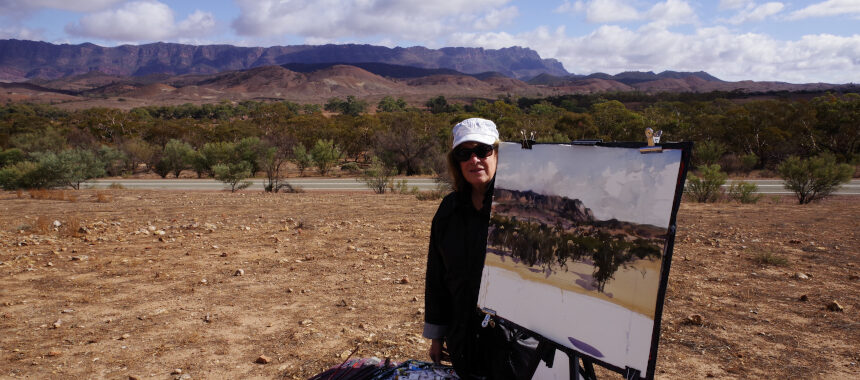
xmin=453 ymin=133 xmax=497 ymax=148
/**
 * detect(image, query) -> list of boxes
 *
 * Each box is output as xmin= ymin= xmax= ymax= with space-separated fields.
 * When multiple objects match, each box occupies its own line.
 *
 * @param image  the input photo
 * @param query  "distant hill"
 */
xmin=0 ymin=39 xmax=568 ymax=81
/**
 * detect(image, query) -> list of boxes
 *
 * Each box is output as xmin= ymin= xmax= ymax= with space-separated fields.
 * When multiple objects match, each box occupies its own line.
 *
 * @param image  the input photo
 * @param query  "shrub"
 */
xmin=160 ymin=139 xmax=194 ymax=178
xmin=213 ymin=162 xmax=252 ymax=192
xmin=751 ymin=251 xmax=789 ymax=266
xmin=291 ymin=144 xmax=313 ymax=176
xmin=359 ymin=156 xmax=396 ymax=194
xmin=310 ymin=139 xmax=342 ymax=176
xmin=340 ymin=162 xmax=361 ymax=174
xmin=778 ymin=153 xmax=853 ymax=204
xmin=389 ymin=179 xmax=418 ymax=195
xmin=727 ymin=181 xmax=761 ymax=204
xmin=108 ymin=182 xmax=125 ymax=189
xmin=693 ymin=140 xmax=726 ymax=167
xmin=739 ymin=153 xmax=759 ymax=174
xmin=685 ymin=164 xmax=727 ymax=203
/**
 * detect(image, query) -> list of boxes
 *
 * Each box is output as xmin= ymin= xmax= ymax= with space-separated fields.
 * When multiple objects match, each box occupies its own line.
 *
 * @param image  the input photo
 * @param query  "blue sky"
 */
xmin=1 ymin=0 xmax=858 ymax=83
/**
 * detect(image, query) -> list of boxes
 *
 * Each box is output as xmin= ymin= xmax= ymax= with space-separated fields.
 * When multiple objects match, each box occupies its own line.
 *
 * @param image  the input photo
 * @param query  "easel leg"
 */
xmin=566 ymin=352 xmax=597 ymax=380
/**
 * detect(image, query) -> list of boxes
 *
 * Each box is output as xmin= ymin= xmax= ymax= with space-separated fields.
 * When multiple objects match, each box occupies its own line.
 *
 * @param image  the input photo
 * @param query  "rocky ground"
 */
xmin=0 ymin=190 xmax=857 ymax=379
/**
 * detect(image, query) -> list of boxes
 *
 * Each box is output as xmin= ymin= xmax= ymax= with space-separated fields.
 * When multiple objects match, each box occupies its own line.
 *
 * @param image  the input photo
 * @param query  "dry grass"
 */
xmin=108 ymin=182 xmax=125 ymax=189
xmin=60 ymin=214 xmax=83 ymax=238
xmin=15 ymin=189 xmax=24 ymax=198
xmin=95 ymin=191 xmax=112 ymax=203
xmin=34 ymin=216 xmax=53 ymax=234
xmin=29 ymin=189 xmax=67 ymax=201
xmin=751 ymin=251 xmax=789 ymax=266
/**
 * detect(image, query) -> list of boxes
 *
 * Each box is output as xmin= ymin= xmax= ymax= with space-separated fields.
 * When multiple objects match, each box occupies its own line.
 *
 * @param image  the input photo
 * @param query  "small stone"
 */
xmin=411 ymin=296 xmax=419 ymax=302
xmin=399 ymin=277 xmax=409 ymax=284
xmin=234 ymin=269 xmax=244 ymax=276
xmin=685 ymin=314 xmax=705 ymax=326
xmin=119 ymin=333 xmax=130 ymax=340
xmin=826 ymin=301 xmax=844 ymax=312
xmin=51 ymin=319 xmax=62 ymax=329
xmin=799 ymin=294 xmax=809 ymax=302
xmin=46 ymin=262 xmax=53 ymax=267
xmin=793 ymin=272 xmax=809 ymax=280
xmin=220 ymin=252 xmax=227 ymax=257
xmin=788 ymin=239 xmax=801 ymax=244
xmin=287 ymin=288 xmax=294 ymax=293
xmin=46 ymin=350 xmax=61 ymax=357
xmin=70 ymin=255 xmax=88 ymax=261
xmin=171 ymin=368 xmax=182 ymax=375
xmin=203 ymin=314 xmax=211 ymax=323
xmin=300 ymin=319 xmax=312 ymax=326
xmin=849 ymin=274 xmax=859 ymax=281
xmin=200 ymin=279 xmax=207 ymax=284
xmin=255 ymin=355 xmax=271 ymax=364
xmin=178 ymin=374 xmax=191 ymax=380
xmin=61 ymin=309 xmax=74 ymax=314
xmin=129 ymin=375 xmax=141 ymax=380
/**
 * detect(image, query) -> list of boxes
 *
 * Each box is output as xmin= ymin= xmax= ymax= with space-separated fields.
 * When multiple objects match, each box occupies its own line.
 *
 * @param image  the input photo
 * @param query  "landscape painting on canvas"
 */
xmin=478 ymin=142 xmax=685 ymax=376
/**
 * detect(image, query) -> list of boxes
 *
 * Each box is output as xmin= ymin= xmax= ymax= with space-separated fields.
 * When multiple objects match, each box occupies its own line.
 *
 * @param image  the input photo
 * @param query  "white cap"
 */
xmin=451 ymin=118 xmax=499 ymax=149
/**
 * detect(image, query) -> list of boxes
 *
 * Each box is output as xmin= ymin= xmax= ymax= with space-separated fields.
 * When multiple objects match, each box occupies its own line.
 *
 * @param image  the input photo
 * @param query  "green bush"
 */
xmin=358 ymin=156 xmax=395 ymax=194
xmin=160 ymin=139 xmax=194 ymax=178
xmin=340 ymin=162 xmax=361 ymax=174
xmin=739 ymin=153 xmax=759 ymax=173
xmin=213 ymin=162 xmax=252 ymax=193
xmin=693 ymin=140 xmax=726 ymax=167
xmin=291 ymin=144 xmax=313 ymax=176
xmin=778 ymin=153 xmax=853 ymax=204
xmin=685 ymin=164 xmax=727 ymax=202
xmin=0 ymin=148 xmax=26 ymax=167
xmin=310 ymin=139 xmax=342 ymax=176
xmin=727 ymin=181 xmax=761 ymax=204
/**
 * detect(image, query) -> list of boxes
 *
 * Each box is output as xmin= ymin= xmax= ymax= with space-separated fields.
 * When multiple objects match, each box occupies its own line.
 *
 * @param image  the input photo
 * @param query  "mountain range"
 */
xmin=0 ymin=39 xmax=853 ymax=109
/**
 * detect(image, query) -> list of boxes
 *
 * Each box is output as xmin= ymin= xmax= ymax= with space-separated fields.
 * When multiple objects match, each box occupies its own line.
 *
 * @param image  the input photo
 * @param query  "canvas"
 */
xmin=478 ymin=142 xmax=688 ymax=378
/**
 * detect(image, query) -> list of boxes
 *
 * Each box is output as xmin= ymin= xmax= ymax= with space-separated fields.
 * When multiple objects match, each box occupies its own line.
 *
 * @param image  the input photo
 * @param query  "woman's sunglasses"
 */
xmin=453 ymin=144 xmax=494 ymax=162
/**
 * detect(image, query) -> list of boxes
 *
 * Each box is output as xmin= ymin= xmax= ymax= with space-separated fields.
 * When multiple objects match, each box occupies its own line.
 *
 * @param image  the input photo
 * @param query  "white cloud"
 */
xmin=231 ymin=0 xmax=513 ymax=42
xmin=719 ymin=0 xmax=754 ymax=10
xmin=0 ymin=26 xmax=45 ymax=41
xmin=787 ymin=0 xmax=860 ymax=20
xmin=65 ymin=1 xmax=216 ymax=42
xmin=475 ymin=6 xmax=519 ymax=30
xmin=0 ymin=0 xmax=121 ymax=15
xmin=574 ymin=0 xmax=642 ymax=23
xmin=449 ymin=24 xmax=860 ymax=83
xmin=646 ymin=0 xmax=698 ymax=27
xmin=725 ymin=2 xmax=784 ymax=24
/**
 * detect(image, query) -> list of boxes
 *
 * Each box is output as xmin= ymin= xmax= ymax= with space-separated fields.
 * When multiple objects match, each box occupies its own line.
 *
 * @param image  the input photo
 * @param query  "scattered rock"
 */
xmin=220 ymin=252 xmax=227 ymax=257
xmin=849 ymin=274 xmax=859 ymax=281
xmin=793 ymin=272 xmax=809 ymax=280
xmin=684 ymin=314 xmax=705 ymax=326
xmin=399 ymin=277 xmax=409 ymax=284
xmin=799 ymin=294 xmax=809 ymax=302
xmin=51 ymin=319 xmax=61 ymax=329
xmin=234 ymin=269 xmax=244 ymax=276
xmin=171 ymin=368 xmax=182 ymax=375
xmin=255 ymin=355 xmax=271 ymax=364
xmin=119 ymin=333 xmax=131 ymax=340
xmin=46 ymin=350 xmax=61 ymax=357
xmin=178 ymin=374 xmax=191 ymax=380
xmin=287 ymin=288 xmax=294 ymax=293
xmin=300 ymin=319 xmax=312 ymax=326
xmin=826 ymin=301 xmax=844 ymax=312
xmin=203 ymin=314 xmax=212 ymax=323
xmin=200 ymin=279 xmax=207 ymax=284
xmin=411 ymin=296 xmax=419 ymax=302
xmin=129 ymin=375 xmax=141 ymax=380
xmin=70 ymin=255 xmax=88 ymax=261
xmin=61 ymin=309 xmax=74 ymax=314
xmin=45 ymin=262 xmax=53 ymax=267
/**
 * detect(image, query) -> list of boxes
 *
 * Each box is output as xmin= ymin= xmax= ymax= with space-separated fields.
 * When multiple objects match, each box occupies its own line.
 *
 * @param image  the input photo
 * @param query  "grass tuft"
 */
xmin=751 ymin=251 xmax=789 ymax=266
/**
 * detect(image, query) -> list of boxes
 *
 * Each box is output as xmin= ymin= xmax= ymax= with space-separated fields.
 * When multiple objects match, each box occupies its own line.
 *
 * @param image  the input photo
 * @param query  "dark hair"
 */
xmin=447 ymin=141 xmax=499 ymax=193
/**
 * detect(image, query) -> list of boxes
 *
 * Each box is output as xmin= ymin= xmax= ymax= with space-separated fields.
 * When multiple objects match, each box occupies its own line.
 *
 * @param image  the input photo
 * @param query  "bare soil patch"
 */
xmin=0 ymin=191 xmax=857 ymax=379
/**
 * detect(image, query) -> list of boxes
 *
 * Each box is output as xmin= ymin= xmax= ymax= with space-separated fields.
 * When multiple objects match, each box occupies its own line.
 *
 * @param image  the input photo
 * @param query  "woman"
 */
xmin=422 ymin=118 xmax=501 ymax=378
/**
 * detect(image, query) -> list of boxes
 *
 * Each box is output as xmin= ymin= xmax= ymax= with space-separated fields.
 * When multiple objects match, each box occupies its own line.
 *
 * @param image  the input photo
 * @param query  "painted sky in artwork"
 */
xmin=495 ymin=142 xmax=682 ymax=227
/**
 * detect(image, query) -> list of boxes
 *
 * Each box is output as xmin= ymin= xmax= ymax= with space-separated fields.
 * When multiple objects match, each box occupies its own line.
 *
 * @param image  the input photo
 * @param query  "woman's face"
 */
xmin=456 ymin=142 xmax=497 ymax=190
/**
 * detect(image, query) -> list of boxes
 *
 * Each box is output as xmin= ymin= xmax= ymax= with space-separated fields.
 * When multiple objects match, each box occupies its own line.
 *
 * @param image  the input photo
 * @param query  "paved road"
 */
xmin=90 ymin=178 xmax=860 ymax=194
xmin=90 ymin=177 xmax=440 ymax=191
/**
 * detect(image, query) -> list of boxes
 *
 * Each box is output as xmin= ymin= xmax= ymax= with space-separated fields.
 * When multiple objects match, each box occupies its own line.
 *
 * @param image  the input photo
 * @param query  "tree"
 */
xmin=97 ymin=145 xmax=127 ymax=176
xmin=213 ymin=162 xmax=253 ymax=193
xmin=778 ymin=153 xmax=853 ymax=204
xmin=120 ymin=138 xmax=158 ymax=173
xmin=425 ymin=96 xmax=453 ymax=114
xmin=0 ymin=148 xmax=26 ymax=167
xmin=235 ymin=136 xmax=268 ymax=175
xmin=325 ymin=96 xmax=367 ymax=116
xmin=359 ymin=156 xmax=396 ymax=194
xmin=590 ymin=100 xmax=645 ymax=141
xmin=693 ymin=140 xmax=726 ymax=167
xmin=373 ymin=114 xmax=440 ymax=175
xmin=291 ymin=144 xmax=313 ymax=176
xmin=377 ymin=96 xmax=408 ymax=113
xmin=160 ymin=139 xmax=194 ymax=178
xmin=310 ymin=139 xmax=342 ymax=176
xmin=685 ymin=164 xmax=727 ymax=203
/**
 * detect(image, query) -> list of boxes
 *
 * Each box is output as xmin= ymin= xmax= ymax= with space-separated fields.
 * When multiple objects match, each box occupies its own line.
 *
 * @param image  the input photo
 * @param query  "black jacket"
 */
xmin=424 ymin=183 xmax=493 ymax=373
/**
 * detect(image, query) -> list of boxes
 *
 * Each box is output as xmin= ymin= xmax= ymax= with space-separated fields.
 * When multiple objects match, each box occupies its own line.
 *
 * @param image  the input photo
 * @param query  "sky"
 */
xmin=495 ymin=143 xmax=682 ymax=228
xmin=0 ymin=0 xmax=857 ymax=83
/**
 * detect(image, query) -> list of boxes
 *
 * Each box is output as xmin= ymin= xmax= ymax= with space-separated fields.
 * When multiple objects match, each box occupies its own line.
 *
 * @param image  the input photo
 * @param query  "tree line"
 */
xmin=0 ymin=91 xmax=857 ymax=192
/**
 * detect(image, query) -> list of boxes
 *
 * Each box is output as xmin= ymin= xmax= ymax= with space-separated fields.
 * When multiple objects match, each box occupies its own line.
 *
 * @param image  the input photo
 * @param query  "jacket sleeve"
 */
xmin=423 ymin=204 xmax=452 ymax=339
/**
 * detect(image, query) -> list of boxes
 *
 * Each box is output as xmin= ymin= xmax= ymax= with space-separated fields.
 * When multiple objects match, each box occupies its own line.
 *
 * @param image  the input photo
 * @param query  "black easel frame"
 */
xmin=486 ymin=139 xmax=693 ymax=380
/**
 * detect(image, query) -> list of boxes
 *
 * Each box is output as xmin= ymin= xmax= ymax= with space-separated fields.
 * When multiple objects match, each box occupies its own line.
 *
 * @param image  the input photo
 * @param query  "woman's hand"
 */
xmin=429 ymin=338 xmax=444 ymax=364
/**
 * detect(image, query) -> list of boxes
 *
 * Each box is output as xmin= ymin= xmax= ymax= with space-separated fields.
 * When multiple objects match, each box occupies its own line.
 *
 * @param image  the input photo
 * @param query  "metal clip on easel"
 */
xmin=639 ymin=128 xmax=663 ymax=153
xmin=521 ymin=130 xmax=536 ymax=149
